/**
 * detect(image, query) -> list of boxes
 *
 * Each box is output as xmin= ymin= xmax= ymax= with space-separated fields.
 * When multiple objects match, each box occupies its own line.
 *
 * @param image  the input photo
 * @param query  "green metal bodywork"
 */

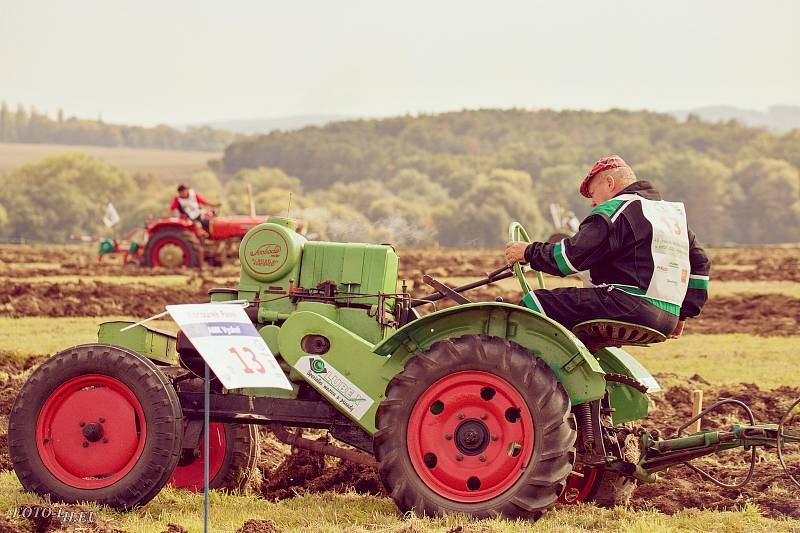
xmin=594 ymin=347 xmax=660 ymax=424
xmin=278 ymin=302 xmax=608 ymax=434
xmin=95 ymin=217 xmax=658 ymax=437
xmin=97 ymin=321 xmax=177 ymax=365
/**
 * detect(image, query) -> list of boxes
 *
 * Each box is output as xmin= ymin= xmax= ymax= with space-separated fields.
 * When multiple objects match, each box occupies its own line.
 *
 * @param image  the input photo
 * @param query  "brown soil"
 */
xmin=247 ymin=381 xmax=799 ymax=519
xmin=257 ymin=435 xmax=385 ymax=502
xmin=0 ymin=281 xmax=209 ymax=318
xmin=3 ymin=278 xmax=797 ymax=337
xmin=160 ymin=524 xmax=189 ymax=533
xmin=0 ymin=515 xmax=27 ymax=533
xmin=4 ymin=244 xmax=798 ymax=283
xmin=688 ymin=294 xmax=800 ymax=336
xmin=633 ymin=378 xmax=800 ymax=518
xmin=236 ymin=519 xmax=282 ymax=533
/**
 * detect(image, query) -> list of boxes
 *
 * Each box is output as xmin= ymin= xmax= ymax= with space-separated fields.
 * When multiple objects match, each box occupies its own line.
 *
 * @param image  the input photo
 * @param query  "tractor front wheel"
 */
xmin=8 ymin=344 xmax=183 ymax=509
xmin=375 ymin=335 xmax=576 ymax=521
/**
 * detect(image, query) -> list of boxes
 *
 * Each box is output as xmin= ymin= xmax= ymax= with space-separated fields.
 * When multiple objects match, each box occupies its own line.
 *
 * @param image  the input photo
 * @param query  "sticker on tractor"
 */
xmin=295 ymin=356 xmax=374 ymax=419
xmin=166 ymin=303 xmax=292 ymax=391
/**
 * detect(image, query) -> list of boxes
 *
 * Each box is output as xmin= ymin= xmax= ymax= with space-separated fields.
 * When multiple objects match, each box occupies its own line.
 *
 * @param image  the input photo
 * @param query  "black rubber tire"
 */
xmin=374 ymin=334 xmax=576 ymax=521
xmin=8 ymin=344 xmax=184 ymax=509
xmin=214 ymin=423 xmax=260 ymax=492
xmin=143 ymin=227 xmax=203 ymax=268
xmin=589 ymin=430 xmax=639 ymax=507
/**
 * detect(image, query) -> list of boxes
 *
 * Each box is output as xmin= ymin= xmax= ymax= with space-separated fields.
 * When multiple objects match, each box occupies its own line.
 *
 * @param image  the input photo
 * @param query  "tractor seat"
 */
xmin=571 ymin=319 xmax=667 ymax=350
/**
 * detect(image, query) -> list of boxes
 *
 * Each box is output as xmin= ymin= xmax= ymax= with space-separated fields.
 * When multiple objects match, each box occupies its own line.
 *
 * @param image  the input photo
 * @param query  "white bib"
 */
xmin=638 ymin=198 xmax=690 ymax=305
xmin=178 ymin=189 xmax=201 ymax=219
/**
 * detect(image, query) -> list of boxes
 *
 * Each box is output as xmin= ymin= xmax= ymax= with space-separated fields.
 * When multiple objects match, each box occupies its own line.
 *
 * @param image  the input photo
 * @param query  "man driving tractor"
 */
xmin=167 ymin=184 xmax=221 ymax=234
xmin=505 ymin=155 xmax=711 ymax=338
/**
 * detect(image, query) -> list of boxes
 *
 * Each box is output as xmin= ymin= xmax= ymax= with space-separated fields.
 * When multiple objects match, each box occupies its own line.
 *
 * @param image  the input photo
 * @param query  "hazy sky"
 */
xmin=1 ymin=0 xmax=798 ymax=126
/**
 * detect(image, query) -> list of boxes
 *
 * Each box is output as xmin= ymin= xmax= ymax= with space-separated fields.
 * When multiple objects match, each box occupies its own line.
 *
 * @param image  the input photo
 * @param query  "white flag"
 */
xmin=102 ymin=202 xmax=120 ymax=227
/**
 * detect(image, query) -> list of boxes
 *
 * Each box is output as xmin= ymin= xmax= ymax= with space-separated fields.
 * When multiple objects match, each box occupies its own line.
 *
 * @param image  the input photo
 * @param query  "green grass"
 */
xmin=627 ymin=334 xmax=800 ymax=389
xmin=0 ymin=473 xmax=797 ymax=533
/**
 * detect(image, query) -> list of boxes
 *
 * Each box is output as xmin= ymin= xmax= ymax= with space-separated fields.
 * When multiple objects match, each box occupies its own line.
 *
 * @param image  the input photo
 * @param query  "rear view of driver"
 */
xmin=505 ymin=155 xmax=711 ymax=338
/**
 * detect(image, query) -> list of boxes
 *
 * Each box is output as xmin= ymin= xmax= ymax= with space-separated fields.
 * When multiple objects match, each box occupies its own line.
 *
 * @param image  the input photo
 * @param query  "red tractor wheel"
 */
xmin=143 ymin=228 xmax=202 ymax=268
xmin=169 ymin=422 xmax=260 ymax=493
xmin=375 ymin=335 xmax=576 ymax=521
xmin=8 ymin=344 xmax=183 ymax=510
xmin=559 ymin=420 xmax=639 ymax=506
xmin=558 ymin=463 xmax=601 ymax=504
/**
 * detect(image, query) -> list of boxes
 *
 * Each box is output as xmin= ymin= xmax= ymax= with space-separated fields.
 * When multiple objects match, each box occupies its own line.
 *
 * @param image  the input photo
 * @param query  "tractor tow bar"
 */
xmin=615 ymin=397 xmax=800 ymax=489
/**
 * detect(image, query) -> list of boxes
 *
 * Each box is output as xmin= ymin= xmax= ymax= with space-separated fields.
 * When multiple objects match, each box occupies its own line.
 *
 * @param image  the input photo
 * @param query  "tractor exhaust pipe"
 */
xmin=247 ymin=183 xmax=256 ymax=217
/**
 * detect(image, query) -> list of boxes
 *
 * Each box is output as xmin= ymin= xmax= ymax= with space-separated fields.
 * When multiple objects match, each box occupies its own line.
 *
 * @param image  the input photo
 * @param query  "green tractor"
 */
xmin=8 ymin=217 xmax=799 ymax=519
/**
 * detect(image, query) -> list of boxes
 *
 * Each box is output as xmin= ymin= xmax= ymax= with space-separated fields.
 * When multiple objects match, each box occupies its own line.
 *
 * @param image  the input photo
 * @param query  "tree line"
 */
xmin=220 ymin=109 xmax=800 ymax=245
xmin=0 ymin=101 xmax=235 ymax=152
xmin=1 ymin=108 xmax=798 ymax=246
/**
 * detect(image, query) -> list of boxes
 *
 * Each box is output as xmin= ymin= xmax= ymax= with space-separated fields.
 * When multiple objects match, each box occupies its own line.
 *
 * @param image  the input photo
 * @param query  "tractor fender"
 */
xmin=147 ymin=218 xmax=194 ymax=234
xmin=374 ymin=302 xmax=607 ymax=406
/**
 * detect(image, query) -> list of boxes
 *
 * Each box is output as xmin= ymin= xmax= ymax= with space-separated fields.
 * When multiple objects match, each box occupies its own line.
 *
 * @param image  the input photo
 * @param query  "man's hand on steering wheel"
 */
xmin=504 ymin=241 xmax=528 ymax=265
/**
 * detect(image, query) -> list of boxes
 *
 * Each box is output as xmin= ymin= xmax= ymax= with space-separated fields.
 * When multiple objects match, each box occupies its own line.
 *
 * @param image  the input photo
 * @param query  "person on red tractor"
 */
xmin=168 ymin=184 xmax=221 ymax=234
xmin=504 ymin=155 xmax=711 ymax=339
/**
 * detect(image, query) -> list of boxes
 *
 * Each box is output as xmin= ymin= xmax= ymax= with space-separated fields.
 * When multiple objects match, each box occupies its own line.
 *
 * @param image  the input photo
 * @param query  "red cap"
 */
xmin=580 ymin=155 xmax=628 ymax=198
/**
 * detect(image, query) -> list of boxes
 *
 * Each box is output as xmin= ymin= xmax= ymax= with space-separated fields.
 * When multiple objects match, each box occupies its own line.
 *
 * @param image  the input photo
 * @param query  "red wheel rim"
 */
xmin=407 ymin=371 xmax=535 ymax=502
xmin=35 ymin=374 xmax=147 ymax=489
xmin=558 ymin=463 xmax=600 ymax=503
xmin=168 ymin=422 xmax=227 ymax=491
xmin=151 ymin=237 xmax=189 ymax=267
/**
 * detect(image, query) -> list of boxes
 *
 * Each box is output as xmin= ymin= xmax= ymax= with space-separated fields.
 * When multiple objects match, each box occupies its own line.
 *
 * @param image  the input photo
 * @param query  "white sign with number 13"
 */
xmin=166 ymin=303 xmax=293 ymax=390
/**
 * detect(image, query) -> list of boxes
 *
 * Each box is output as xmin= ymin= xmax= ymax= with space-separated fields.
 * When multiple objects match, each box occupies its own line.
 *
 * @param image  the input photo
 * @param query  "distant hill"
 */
xmin=670 ymin=105 xmax=800 ymax=132
xmin=0 ymin=142 xmax=217 ymax=182
xmin=194 ymin=114 xmax=350 ymax=134
xmin=0 ymin=100 xmax=236 ymax=152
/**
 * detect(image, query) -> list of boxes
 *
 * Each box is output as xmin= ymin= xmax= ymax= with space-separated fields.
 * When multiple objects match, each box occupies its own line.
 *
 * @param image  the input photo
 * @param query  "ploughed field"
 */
xmin=0 ymin=243 xmax=798 ymax=532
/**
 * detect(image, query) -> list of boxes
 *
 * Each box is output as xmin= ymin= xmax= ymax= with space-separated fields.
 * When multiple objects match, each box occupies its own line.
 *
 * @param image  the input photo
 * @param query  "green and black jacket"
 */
xmin=524 ymin=181 xmax=711 ymax=320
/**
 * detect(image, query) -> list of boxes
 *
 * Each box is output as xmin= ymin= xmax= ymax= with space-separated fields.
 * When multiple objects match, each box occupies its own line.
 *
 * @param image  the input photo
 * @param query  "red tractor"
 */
xmin=142 ymin=212 xmax=269 ymax=267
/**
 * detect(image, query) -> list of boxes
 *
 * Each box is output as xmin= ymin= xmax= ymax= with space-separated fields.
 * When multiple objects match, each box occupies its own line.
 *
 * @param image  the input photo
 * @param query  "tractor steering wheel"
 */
xmin=508 ymin=222 xmax=546 ymax=294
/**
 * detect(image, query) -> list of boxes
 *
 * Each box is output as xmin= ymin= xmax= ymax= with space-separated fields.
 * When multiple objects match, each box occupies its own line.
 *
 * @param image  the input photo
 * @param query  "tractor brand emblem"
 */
xmin=249 ymin=243 xmax=283 ymax=269
xmin=251 ymin=244 xmax=282 ymax=257
xmin=310 ymin=358 xmax=327 ymax=374
xmin=294 ymin=356 xmax=375 ymax=419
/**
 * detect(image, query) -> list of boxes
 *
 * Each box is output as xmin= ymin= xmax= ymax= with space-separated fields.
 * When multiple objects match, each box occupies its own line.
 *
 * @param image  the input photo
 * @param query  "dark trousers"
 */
xmin=191 ymin=215 xmax=210 ymax=231
xmin=528 ymin=286 xmax=678 ymax=336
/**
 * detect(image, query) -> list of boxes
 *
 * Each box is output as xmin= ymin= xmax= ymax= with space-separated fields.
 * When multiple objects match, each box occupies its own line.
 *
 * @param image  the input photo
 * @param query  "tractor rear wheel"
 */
xmin=8 ymin=344 xmax=183 ymax=510
xmin=374 ymin=334 xmax=576 ymax=521
xmin=169 ymin=377 xmax=261 ymax=493
xmin=143 ymin=228 xmax=202 ymax=268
